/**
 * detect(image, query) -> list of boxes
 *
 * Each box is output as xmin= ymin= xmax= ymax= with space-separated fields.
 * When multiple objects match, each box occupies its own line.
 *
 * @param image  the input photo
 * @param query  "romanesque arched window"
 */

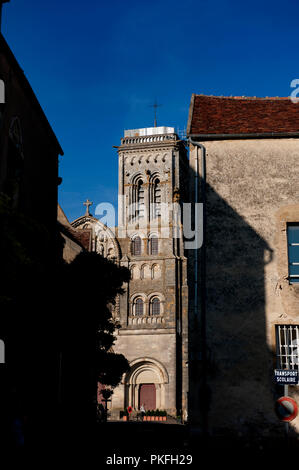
xmin=137 ymin=179 xmax=145 ymax=218
xmin=134 ymin=298 xmax=144 ymax=316
xmin=150 ymin=297 xmax=160 ymax=316
xmin=132 ymin=236 xmax=142 ymax=255
xmin=153 ymin=178 xmax=161 ymax=217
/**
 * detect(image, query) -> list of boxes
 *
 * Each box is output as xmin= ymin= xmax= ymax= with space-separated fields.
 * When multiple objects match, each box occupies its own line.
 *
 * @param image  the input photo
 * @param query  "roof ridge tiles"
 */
xmin=188 ymin=93 xmax=299 ymax=136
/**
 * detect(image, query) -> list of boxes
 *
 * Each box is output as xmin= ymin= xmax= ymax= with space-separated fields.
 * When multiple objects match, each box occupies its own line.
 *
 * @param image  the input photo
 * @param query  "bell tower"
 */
xmin=110 ymin=126 xmax=190 ymax=420
xmin=117 ymin=126 xmax=188 ymax=245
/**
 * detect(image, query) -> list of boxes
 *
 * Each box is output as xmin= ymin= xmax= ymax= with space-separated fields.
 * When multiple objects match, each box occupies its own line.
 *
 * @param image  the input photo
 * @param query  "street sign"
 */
xmin=275 ymin=396 xmax=298 ymax=422
xmin=274 ymin=369 xmax=299 ymax=385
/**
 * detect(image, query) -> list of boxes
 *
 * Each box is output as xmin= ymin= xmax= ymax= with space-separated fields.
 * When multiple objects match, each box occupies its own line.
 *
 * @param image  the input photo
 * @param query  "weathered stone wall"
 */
xmin=189 ymin=138 xmax=299 ymax=438
xmin=112 ymin=331 xmax=177 ymax=416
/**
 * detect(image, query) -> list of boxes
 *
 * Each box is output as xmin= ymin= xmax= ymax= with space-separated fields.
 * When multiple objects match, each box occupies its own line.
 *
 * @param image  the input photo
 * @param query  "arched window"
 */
xmin=141 ymin=264 xmax=151 ymax=279
xmin=134 ymin=298 xmax=144 ymax=316
xmin=151 ymin=264 xmax=161 ymax=280
xmin=150 ymin=298 xmax=160 ymax=316
xmin=132 ymin=236 xmax=142 ymax=255
xmin=149 ymin=235 xmax=158 ymax=255
xmin=154 ymin=179 xmax=161 ymax=217
xmin=131 ymin=265 xmax=140 ymax=280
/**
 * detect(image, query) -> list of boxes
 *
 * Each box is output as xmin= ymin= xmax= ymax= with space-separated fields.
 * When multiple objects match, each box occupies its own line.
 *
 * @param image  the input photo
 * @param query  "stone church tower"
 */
xmin=70 ymin=126 xmax=189 ymax=419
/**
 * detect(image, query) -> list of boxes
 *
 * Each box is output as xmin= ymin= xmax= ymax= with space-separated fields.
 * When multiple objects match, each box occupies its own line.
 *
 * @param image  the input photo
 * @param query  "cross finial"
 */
xmin=83 ymin=198 xmax=93 ymax=216
xmin=149 ymin=100 xmax=162 ymax=127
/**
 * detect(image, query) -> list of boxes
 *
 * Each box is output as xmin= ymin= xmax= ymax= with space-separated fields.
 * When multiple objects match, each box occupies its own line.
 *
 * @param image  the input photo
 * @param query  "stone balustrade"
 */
xmin=121 ymin=134 xmax=177 ymax=146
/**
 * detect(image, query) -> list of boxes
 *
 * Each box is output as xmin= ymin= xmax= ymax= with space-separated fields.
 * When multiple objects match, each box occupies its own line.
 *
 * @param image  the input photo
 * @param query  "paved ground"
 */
xmin=6 ymin=420 xmax=299 ymax=466
xmin=93 ymin=421 xmax=299 ymax=465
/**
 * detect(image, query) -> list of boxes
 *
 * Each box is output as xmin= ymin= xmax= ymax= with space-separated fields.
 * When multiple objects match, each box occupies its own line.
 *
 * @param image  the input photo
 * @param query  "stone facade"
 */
xmin=71 ymin=126 xmax=189 ymax=420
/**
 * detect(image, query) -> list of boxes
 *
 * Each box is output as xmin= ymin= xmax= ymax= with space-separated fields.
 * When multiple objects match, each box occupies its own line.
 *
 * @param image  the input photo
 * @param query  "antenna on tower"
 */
xmin=149 ymin=100 xmax=162 ymax=127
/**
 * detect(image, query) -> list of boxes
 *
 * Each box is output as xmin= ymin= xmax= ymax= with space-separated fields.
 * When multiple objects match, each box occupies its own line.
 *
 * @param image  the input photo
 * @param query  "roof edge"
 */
xmin=192 ymin=94 xmax=292 ymax=101
xmin=188 ymin=131 xmax=299 ymax=141
xmin=186 ymin=93 xmax=195 ymax=136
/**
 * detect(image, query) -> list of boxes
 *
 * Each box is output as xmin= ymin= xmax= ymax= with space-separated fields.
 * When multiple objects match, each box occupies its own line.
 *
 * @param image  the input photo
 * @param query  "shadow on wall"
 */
xmin=188 ymin=170 xmax=294 ymax=441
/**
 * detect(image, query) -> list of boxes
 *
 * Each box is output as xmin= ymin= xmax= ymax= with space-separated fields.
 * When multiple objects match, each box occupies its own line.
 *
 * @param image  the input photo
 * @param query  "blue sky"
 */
xmin=3 ymin=0 xmax=299 ymax=221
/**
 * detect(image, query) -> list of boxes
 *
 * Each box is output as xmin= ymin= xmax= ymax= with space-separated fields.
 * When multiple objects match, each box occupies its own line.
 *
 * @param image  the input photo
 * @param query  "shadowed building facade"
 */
xmin=70 ymin=126 xmax=189 ymax=419
xmin=0 ymin=31 xmax=64 ymax=445
xmin=187 ymin=94 xmax=299 ymax=439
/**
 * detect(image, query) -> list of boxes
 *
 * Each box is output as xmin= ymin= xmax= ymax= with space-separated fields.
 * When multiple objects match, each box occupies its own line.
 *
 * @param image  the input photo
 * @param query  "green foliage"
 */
xmin=0 ymin=192 xmax=131 ymax=412
xmin=97 ymin=351 xmax=129 ymax=387
xmin=59 ymin=251 xmax=131 ymax=390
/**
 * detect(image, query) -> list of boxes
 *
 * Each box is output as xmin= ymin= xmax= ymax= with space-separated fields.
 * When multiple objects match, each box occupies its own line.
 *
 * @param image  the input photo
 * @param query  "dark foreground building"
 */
xmin=0 ymin=32 xmax=63 ymax=449
xmin=187 ymin=94 xmax=299 ymax=442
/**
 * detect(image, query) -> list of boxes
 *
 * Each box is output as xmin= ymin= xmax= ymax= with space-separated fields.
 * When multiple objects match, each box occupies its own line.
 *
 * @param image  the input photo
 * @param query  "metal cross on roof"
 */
xmin=149 ymin=100 xmax=162 ymax=127
xmin=83 ymin=198 xmax=93 ymax=216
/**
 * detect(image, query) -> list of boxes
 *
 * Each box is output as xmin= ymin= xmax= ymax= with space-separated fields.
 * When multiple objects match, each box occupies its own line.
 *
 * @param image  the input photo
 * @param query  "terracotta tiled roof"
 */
xmin=58 ymin=222 xmax=91 ymax=251
xmin=70 ymin=228 xmax=91 ymax=251
xmin=57 ymin=204 xmax=92 ymax=251
xmin=187 ymin=94 xmax=299 ymax=137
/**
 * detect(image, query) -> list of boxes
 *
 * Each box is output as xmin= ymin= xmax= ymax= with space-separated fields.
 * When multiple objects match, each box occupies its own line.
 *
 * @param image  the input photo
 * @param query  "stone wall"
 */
xmin=112 ymin=330 xmax=177 ymax=417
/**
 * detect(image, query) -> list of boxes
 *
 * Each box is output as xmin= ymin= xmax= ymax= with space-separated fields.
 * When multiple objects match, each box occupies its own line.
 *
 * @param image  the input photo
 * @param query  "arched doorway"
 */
xmin=124 ymin=358 xmax=169 ymax=411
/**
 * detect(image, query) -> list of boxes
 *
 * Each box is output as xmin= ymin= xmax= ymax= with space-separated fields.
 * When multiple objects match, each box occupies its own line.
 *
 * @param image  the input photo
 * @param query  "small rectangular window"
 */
xmin=276 ymin=324 xmax=299 ymax=369
xmin=287 ymin=224 xmax=299 ymax=283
